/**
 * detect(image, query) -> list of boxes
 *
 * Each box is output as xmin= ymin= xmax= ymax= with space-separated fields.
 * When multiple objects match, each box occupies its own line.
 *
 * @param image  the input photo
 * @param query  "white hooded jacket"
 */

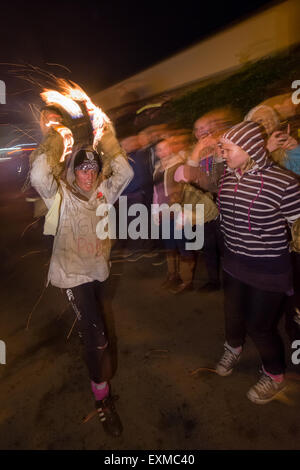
xmin=30 ymin=144 xmax=133 ymax=289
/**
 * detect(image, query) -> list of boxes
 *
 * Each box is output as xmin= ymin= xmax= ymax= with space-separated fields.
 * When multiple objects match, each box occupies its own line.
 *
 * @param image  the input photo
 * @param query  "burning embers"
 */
xmin=40 ymin=79 xmax=111 ymax=161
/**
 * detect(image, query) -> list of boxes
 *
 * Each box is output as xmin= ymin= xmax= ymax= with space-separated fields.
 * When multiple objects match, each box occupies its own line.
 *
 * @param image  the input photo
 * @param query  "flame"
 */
xmin=41 ymin=79 xmax=111 ymax=152
xmin=45 ymin=121 xmax=74 ymax=162
xmin=41 ymin=90 xmax=84 ymax=118
xmin=54 ymin=125 xmax=74 ymax=162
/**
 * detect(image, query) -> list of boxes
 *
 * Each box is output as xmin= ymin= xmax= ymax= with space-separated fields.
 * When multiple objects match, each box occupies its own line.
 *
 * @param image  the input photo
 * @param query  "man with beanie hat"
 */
xmin=215 ymin=120 xmax=300 ymax=404
xmin=31 ymin=125 xmax=133 ymax=436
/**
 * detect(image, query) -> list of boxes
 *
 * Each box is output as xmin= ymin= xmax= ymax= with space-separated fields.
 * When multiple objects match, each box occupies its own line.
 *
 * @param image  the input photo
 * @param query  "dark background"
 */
xmin=0 ymin=0 xmax=276 ymax=126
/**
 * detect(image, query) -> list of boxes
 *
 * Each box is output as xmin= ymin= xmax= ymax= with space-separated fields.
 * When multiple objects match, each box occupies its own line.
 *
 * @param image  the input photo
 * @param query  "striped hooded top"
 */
xmin=217 ymin=121 xmax=300 ymax=290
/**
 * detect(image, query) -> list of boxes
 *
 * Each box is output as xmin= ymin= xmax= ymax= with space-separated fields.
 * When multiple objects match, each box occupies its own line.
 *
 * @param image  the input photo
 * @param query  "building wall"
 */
xmin=93 ymin=0 xmax=300 ymax=111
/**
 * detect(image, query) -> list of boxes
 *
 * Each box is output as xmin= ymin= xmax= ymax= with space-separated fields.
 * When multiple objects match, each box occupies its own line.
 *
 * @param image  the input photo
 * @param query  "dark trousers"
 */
xmin=161 ymin=218 xmax=195 ymax=258
xmin=285 ymin=252 xmax=300 ymax=343
xmin=203 ymin=219 xmax=222 ymax=284
xmin=223 ymin=271 xmax=286 ymax=375
xmin=65 ymin=281 xmax=114 ymax=383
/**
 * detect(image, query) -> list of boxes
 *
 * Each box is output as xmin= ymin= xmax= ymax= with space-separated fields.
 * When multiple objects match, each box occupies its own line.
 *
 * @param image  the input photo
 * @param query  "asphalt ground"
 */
xmin=0 ymin=181 xmax=300 ymax=450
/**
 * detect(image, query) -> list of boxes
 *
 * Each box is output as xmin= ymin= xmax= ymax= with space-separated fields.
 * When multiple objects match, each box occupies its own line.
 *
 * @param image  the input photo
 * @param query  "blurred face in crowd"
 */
xmin=150 ymin=129 xmax=166 ymax=143
xmin=168 ymin=135 xmax=190 ymax=154
xmin=219 ymin=138 xmax=250 ymax=170
xmin=194 ymin=109 xmax=238 ymax=142
xmin=75 ymin=168 xmax=98 ymax=192
xmin=155 ymin=140 xmax=171 ymax=160
xmin=138 ymin=131 xmax=151 ymax=148
xmin=193 ymin=117 xmax=213 ymax=141
xmin=121 ymin=136 xmax=141 ymax=153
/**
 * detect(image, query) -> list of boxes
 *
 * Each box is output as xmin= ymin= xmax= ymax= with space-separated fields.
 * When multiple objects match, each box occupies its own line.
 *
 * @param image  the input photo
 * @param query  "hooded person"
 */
xmin=215 ymin=120 xmax=300 ymax=404
xmin=30 ymin=126 xmax=133 ymax=437
xmin=173 ymin=108 xmax=240 ymax=292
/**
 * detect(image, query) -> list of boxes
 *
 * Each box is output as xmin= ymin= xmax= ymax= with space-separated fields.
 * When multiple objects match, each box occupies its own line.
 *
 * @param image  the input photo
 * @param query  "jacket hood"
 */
xmin=219 ymin=121 xmax=274 ymax=232
xmin=222 ymin=120 xmax=272 ymax=173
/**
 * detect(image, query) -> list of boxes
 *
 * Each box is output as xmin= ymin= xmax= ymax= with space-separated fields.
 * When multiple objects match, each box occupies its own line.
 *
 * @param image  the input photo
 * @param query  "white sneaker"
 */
xmin=247 ymin=372 xmax=286 ymax=405
xmin=216 ymin=344 xmax=241 ymax=376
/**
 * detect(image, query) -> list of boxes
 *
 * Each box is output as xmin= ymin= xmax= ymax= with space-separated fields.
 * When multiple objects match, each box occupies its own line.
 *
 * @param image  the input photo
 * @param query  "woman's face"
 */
xmin=193 ymin=117 xmax=212 ymax=141
xmin=155 ymin=141 xmax=171 ymax=160
xmin=219 ymin=139 xmax=249 ymax=170
xmin=75 ymin=168 xmax=98 ymax=192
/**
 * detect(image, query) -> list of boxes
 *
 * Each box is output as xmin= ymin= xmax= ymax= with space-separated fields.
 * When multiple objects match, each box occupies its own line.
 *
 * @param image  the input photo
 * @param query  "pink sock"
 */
xmin=91 ymin=380 xmax=109 ymax=401
xmin=263 ymin=367 xmax=284 ymax=383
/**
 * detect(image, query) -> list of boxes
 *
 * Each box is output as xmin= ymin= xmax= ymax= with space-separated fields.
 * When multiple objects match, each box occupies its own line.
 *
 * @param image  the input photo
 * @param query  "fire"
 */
xmin=41 ymin=79 xmax=111 ymax=151
xmin=45 ymin=120 xmax=74 ymax=162
xmin=41 ymin=90 xmax=83 ymax=119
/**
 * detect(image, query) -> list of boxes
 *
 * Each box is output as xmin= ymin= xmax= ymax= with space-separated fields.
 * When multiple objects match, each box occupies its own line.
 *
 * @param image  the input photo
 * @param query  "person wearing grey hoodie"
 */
xmin=30 ymin=124 xmax=133 ymax=437
xmin=215 ymin=121 xmax=300 ymax=404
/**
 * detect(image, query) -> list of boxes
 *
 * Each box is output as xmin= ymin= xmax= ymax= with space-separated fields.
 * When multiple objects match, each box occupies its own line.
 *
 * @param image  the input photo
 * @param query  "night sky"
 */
xmin=0 ymin=0 xmax=275 ymax=128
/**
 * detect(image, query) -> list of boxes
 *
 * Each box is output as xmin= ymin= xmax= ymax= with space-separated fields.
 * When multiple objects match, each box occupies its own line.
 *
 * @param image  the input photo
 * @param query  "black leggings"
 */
xmin=203 ymin=220 xmax=222 ymax=284
xmin=65 ymin=281 xmax=114 ymax=383
xmin=223 ymin=271 xmax=286 ymax=375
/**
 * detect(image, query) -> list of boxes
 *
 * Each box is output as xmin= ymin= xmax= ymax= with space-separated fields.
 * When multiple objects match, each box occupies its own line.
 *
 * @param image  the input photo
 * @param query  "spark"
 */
xmin=20 ymin=218 xmax=41 ymax=239
xmin=9 ymin=124 xmax=36 ymax=142
xmin=46 ymin=63 xmax=72 ymax=73
xmin=21 ymin=250 xmax=46 ymax=259
xmin=82 ymin=409 xmax=98 ymax=424
xmin=144 ymin=349 xmax=169 ymax=359
xmin=66 ymin=316 xmax=78 ymax=341
xmin=26 ymin=283 xmax=48 ymax=330
xmin=28 ymin=103 xmax=40 ymax=123
xmin=9 ymin=88 xmax=35 ymax=96
xmin=189 ymin=367 xmax=217 ymax=376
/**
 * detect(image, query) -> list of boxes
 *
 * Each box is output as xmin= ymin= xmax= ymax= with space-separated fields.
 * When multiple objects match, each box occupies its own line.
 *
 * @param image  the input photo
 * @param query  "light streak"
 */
xmin=7 ymin=148 xmax=36 ymax=155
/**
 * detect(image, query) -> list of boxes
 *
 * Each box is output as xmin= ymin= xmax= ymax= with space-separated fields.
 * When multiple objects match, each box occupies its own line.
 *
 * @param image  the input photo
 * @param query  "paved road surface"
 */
xmin=0 ymin=182 xmax=299 ymax=450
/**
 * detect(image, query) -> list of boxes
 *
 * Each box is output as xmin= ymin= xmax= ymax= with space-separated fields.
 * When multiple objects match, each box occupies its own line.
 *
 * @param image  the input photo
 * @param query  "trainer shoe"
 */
xmin=247 ymin=372 xmax=286 ymax=405
xmin=96 ymin=395 xmax=123 ymax=437
xmin=216 ymin=344 xmax=241 ymax=376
